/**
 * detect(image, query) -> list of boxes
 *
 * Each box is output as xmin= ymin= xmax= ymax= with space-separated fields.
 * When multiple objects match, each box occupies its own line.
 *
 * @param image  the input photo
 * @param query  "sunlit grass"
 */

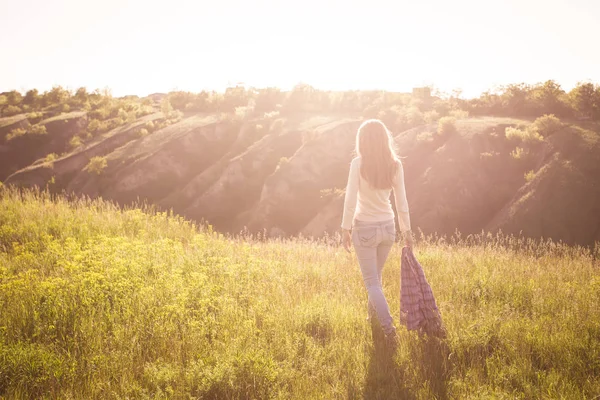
xmin=0 ymin=188 xmax=599 ymax=399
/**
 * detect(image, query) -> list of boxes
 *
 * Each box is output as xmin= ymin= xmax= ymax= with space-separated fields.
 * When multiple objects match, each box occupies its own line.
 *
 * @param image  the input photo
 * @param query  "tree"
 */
xmin=254 ymin=87 xmax=283 ymax=113
xmin=72 ymin=87 xmax=89 ymax=107
xmin=222 ymin=85 xmax=249 ymax=112
xmin=531 ymin=80 xmax=570 ymax=117
xmin=2 ymin=105 xmax=22 ymax=116
xmin=161 ymin=97 xmax=174 ymax=118
xmin=5 ymin=90 xmax=23 ymax=106
xmin=23 ymin=89 xmax=39 ymax=107
xmin=501 ymin=83 xmax=533 ymax=116
xmin=569 ymin=82 xmax=600 ymax=119
xmin=44 ymin=86 xmax=71 ymax=106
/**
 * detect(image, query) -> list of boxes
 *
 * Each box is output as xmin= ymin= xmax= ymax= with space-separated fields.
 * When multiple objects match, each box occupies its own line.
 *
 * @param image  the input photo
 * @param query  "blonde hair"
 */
xmin=356 ymin=119 xmax=399 ymax=189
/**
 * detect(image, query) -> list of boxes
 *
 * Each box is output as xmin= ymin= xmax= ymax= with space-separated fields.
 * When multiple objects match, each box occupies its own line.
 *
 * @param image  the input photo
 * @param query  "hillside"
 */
xmin=0 ymin=189 xmax=599 ymax=398
xmin=3 ymin=105 xmax=600 ymax=247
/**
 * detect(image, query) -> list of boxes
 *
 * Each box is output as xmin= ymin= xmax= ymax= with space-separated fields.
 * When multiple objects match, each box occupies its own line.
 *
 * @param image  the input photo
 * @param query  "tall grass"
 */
xmin=0 ymin=188 xmax=599 ymax=399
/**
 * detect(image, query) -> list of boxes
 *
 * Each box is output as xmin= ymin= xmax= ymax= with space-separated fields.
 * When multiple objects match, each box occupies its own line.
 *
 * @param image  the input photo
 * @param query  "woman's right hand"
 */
xmin=342 ymin=229 xmax=352 ymax=253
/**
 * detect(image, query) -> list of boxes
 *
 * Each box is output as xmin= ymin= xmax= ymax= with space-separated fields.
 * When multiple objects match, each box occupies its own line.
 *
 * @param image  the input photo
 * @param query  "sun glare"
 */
xmin=1 ymin=0 xmax=599 ymax=96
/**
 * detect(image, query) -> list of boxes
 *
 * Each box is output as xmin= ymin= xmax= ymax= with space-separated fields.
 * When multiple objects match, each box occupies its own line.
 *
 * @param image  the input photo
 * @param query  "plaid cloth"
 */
xmin=400 ymin=247 xmax=446 ymax=338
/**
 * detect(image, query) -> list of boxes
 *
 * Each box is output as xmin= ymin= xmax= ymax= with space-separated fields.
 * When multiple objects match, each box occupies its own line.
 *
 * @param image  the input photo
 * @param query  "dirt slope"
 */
xmin=4 ymin=113 xmax=600 ymax=246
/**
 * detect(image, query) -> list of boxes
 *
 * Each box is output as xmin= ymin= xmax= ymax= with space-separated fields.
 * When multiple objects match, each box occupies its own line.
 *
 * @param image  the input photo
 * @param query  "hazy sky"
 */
xmin=1 ymin=0 xmax=599 ymax=97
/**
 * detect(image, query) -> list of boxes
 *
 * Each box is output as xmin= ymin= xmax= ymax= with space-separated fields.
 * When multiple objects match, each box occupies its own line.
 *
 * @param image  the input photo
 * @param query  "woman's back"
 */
xmin=341 ymin=156 xmax=410 ymax=233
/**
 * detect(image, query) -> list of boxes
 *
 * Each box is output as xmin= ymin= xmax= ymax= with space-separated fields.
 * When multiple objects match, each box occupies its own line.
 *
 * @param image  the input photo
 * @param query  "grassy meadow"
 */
xmin=0 ymin=188 xmax=599 ymax=399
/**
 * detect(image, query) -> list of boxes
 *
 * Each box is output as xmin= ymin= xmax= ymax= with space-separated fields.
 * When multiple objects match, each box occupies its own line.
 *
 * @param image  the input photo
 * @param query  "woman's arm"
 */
xmin=341 ymin=158 xmax=359 ymax=231
xmin=392 ymin=160 xmax=411 ymax=234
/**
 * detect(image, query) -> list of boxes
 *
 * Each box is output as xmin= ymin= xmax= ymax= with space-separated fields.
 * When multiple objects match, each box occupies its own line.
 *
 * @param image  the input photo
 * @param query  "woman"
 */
xmin=341 ymin=119 xmax=413 ymax=347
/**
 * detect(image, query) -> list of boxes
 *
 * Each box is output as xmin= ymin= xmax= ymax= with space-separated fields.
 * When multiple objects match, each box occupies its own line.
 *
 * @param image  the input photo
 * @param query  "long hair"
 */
xmin=356 ymin=119 xmax=399 ymax=189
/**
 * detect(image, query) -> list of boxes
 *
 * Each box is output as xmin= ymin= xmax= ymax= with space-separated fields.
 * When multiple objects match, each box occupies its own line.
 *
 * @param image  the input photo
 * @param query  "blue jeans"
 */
xmin=352 ymin=219 xmax=397 ymax=335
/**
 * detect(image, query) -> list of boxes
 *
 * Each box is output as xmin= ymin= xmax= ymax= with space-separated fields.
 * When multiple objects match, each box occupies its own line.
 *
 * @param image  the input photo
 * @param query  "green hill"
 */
xmin=1 ymin=188 xmax=599 ymax=399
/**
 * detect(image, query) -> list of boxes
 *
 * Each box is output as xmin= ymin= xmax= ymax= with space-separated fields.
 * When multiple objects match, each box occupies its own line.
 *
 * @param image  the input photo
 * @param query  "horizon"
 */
xmin=2 ymin=0 xmax=600 ymax=98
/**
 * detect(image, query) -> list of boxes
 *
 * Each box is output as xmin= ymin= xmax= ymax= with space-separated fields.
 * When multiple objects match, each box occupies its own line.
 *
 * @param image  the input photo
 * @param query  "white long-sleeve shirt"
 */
xmin=341 ymin=157 xmax=411 ymax=232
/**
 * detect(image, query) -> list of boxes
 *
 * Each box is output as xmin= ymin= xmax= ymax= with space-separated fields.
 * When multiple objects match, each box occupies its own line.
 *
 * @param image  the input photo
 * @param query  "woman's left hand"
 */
xmin=342 ymin=230 xmax=352 ymax=253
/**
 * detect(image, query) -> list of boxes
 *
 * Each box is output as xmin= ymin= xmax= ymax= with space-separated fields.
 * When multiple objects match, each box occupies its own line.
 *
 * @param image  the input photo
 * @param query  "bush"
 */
xmin=3 ymin=105 xmax=22 ymax=116
xmin=104 ymin=117 xmax=124 ymax=132
xmin=29 ymin=124 xmax=47 ymax=136
xmin=85 ymin=156 xmax=107 ymax=175
xmin=276 ymin=157 xmax=289 ymax=171
xmin=87 ymin=119 xmax=101 ymax=134
xmin=161 ymin=98 xmax=174 ymax=118
xmin=117 ymin=108 xmax=128 ymax=121
xmin=26 ymin=112 xmax=44 ymax=123
xmin=126 ymin=111 xmax=137 ymax=124
xmin=510 ymin=147 xmax=528 ymax=160
xmin=533 ymin=114 xmax=564 ymax=137
xmin=43 ymin=153 xmax=58 ymax=168
xmin=138 ymin=128 xmax=149 ymax=137
xmin=6 ymin=128 xmax=27 ymax=141
xmin=88 ymin=107 xmax=111 ymax=120
xmin=437 ymin=116 xmax=457 ymax=137
xmin=69 ymin=136 xmax=83 ymax=149
xmin=524 ymin=170 xmax=536 ymax=182
xmin=505 ymin=126 xmax=543 ymax=144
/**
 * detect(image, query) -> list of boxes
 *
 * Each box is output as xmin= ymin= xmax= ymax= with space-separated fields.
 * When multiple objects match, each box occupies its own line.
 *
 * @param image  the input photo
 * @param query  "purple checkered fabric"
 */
xmin=400 ymin=247 xmax=446 ymax=338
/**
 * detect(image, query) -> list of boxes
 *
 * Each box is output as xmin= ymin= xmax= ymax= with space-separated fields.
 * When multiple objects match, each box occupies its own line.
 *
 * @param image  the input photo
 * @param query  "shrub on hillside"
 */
xmin=69 ymin=136 xmax=83 ymax=149
xmin=26 ymin=112 xmax=44 ymax=123
xmin=88 ymin=107 xmax=111 ymax=121
xmin=510 ymin=147 xmax=528 ymax=160
xmin=533 ymin=114 xmax=564 ymax=137
xmin=126 ymin=111 xmax=137 ymax=124
xmin=29 ymin=124 xmax=47 ymax=136
xmin=276 ymin=157 xmax=289 ymax=171
xmin=437 ymin=117 xmax=457 ymax=137
xmin=117 ymin=108 xmax=128 ymax=122
xmin=144 ymin=121 xmax=155 ymax=132
xmin=6 ymin=128 xmax=27 ymax=141
xmin=87 ymin=119 xmax=101 ymax=134
xmin=43 ymin=153 xmax=58 ymax=168
xmin=524 ymin=170 xmax=536 ymax=182
xmin=505 ymin=126 xmax=543 ymax=143
xmin=161 ymin=98 xmax=174 ymax=118
xmin=138 ymin=128 xmax=149 ymax=137
xmin=3 ymin=105 xmax=22 ymax=117
xmin=85 ymin=156 xmax=107 ymax=175
xmin=103 ymin=117 xmax=124 ymax=132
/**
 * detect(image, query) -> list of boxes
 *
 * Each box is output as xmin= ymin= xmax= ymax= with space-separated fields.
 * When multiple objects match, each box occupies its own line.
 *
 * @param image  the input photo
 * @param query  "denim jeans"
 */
xmin=352 ymin=219 xmax=397 ymax=335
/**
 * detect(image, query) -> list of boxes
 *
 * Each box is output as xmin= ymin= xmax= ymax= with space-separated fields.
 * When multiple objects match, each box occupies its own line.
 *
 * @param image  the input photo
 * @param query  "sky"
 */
xmin=1 ymin=0 xmax=599 ymax=98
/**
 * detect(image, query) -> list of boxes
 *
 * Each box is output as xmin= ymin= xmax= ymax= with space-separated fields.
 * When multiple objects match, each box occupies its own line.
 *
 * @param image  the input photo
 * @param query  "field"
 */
xmin=0 ymin=188 xmax=599 ymax=399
